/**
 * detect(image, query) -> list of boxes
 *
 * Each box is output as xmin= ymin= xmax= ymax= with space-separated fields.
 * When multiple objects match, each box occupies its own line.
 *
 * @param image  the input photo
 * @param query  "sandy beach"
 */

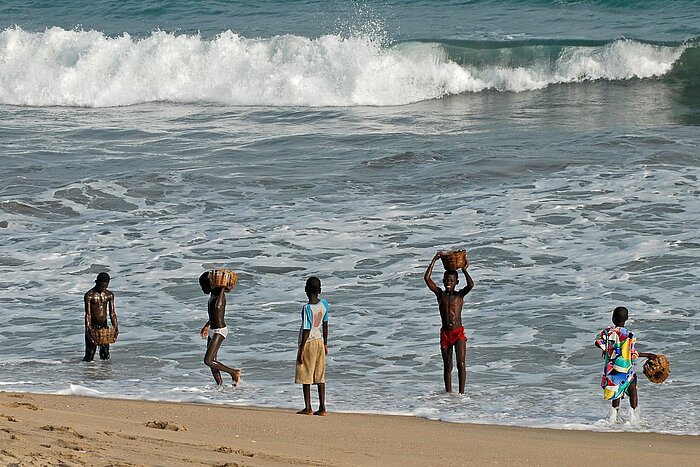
xmin=0 ymin=391 xmax=697 ymax=466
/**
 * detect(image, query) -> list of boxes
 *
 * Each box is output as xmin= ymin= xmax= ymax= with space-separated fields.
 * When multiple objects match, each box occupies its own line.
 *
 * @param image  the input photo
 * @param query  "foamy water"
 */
xmin=0 ymin=27 xmax=691 ymax=107
xmin=1 ymin=99 xmax=698 ymax=434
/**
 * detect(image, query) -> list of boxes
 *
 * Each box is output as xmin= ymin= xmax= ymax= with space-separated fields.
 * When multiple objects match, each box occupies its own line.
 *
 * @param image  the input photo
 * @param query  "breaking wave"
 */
xmin=0 ymin=26 xmax=695 ymax=107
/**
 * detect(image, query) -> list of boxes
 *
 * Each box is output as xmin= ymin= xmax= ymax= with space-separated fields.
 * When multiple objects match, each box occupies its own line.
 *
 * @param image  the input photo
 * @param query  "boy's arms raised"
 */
xmin=424 ymin=252 xmax=443 ymax=297
xmin=458 ymin=267 xmax=474 ymax=297
xmin=214 ymin=288 xmax=226 ymax=312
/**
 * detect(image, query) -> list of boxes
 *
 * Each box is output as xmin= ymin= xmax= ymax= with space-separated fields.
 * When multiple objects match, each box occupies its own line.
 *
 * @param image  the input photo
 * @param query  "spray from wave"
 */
xmin=0 ymin=26 xmax=691 ymax=107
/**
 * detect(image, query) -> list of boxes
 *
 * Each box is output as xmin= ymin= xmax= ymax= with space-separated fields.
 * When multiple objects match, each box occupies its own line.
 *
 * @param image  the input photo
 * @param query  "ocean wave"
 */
xmin=0 ymin=26 xmax=693 ymax=107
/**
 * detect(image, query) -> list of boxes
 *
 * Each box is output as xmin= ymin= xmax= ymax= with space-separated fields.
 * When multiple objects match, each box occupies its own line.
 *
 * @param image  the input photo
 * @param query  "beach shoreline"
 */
xmin=1 ymin=391 xmax=697 ymax=466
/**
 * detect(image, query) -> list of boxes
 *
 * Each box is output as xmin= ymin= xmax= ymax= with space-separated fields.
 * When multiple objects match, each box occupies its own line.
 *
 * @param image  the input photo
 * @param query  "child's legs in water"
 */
xmin=205 ymin=336 xmax=222 ymax=384
xmin=455 ymin=340 xmax=467 ymax=394
xmin=628 ymin=381 xmax=638 ymax=409
xmin=204 ymin=334 xmax=240 ymax=385
xmin=83 ymin=329 xmax=96 ymax=362
xmin=99 ymin=344 xmax=110 ymax=360
xmin=440 ymin=345 xmax=454 ymax=392
xmin=611 ymin=381 xmax=638 ymax=409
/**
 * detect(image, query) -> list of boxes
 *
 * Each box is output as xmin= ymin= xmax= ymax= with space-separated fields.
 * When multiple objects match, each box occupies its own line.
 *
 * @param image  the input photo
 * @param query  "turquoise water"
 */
xmin=0 ymin=1 xmax=698 ymax=434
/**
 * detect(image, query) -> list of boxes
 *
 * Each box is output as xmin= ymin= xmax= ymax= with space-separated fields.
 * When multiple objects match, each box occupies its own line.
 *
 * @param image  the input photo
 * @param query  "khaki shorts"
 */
xmin=295 ymin=338 xmax=326 ymax=385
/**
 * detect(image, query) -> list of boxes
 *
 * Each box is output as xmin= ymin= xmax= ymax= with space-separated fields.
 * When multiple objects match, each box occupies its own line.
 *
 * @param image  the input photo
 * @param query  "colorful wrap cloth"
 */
xmin=440 ymin=326 xmax=467 ymax=349
xmin=594 ymin=326 xmax=639 ymax=400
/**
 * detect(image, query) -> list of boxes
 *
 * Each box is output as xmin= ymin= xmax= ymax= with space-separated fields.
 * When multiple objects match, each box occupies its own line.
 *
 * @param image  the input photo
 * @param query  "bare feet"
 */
xmin=231 ymin=369 xmax=241 ymax=386
xmin=313 ymin=410 xmax=327 ymax=416
xmin=297 ymin=409 xmax=313 ymax=415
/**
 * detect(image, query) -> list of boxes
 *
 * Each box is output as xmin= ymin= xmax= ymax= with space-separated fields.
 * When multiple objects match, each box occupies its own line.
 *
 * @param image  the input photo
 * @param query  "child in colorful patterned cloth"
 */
xmin=594 ymin=306 xmax=654 ymax=423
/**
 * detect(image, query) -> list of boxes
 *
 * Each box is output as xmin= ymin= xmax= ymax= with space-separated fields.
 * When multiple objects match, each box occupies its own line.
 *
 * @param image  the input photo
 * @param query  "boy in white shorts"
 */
xmin=199 ymin=272 xmax=240 ymax=386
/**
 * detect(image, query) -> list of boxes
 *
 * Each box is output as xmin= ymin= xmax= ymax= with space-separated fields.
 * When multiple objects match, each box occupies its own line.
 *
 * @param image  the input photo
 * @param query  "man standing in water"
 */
xmin=424 ymin=252 xmax=474 ymax=394
xmin=83 ymin=272 xmax=118 ymax=362
xmin=199 ymin=272 xmax=241 ymax=386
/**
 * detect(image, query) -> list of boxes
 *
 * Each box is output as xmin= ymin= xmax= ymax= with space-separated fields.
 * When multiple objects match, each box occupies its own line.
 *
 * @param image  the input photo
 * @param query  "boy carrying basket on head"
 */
xmin=425 ymin=251 xmax=474 ymax=394
xmin=199 ymin=271 xmax=241 ymax=386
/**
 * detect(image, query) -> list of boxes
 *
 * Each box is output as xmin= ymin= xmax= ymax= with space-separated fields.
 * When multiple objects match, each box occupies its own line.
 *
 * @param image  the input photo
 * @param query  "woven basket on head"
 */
xmin=209 ymin=269 xmax=238 ymax=290
xmin=440 ymin=250 xmax=468 ymax=270
xmin=643 ymin=354 xmax=670 ymax=384
xmin=90 ymin=327 xmax=117 ymax=345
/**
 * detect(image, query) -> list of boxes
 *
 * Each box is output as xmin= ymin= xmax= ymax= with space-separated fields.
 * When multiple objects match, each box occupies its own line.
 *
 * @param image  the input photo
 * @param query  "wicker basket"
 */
xmin=208 ymin=269 xmax=238 ymax=290
xmin=90 ymin=327 xmax=117 ymax=345
xmin=643 ymin=354 xmax=670 ymax=384
xmin=440 ymin=250 xmax=468 ymax=270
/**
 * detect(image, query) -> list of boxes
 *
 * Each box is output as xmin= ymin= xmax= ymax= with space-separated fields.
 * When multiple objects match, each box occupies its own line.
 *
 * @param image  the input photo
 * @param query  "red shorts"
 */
xmin=440 ymin=326 xmax=467 ymax=349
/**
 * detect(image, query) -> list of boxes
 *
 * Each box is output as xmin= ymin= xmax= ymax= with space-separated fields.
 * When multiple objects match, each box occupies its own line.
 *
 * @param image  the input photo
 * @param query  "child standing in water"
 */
xmin=199 ymin=272 xmax=241 ymax=386
xmin=594 ymin=306 xmax=654 ymax=423
xmin=83 ymin=272 xmax=118 ymax=362
xmin=295 ymin=276 xmax=329 ymax=415
xmin=424 ymin=251 xmax=474 ymax=394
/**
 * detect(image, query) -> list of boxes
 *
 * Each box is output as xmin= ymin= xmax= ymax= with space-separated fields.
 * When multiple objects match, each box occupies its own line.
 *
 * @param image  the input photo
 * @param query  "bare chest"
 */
xmin=89 ymin=292 xmax=110 ymax=308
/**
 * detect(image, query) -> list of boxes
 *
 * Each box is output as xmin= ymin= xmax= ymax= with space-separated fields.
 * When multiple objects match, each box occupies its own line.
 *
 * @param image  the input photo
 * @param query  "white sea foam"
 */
xmin=0 ymin=27 xmax=687 ymax=107
xmin=55 ymin=384 xmax=103 ymax=396
xmin=0 ymin=358 xmax=64 ymax=366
